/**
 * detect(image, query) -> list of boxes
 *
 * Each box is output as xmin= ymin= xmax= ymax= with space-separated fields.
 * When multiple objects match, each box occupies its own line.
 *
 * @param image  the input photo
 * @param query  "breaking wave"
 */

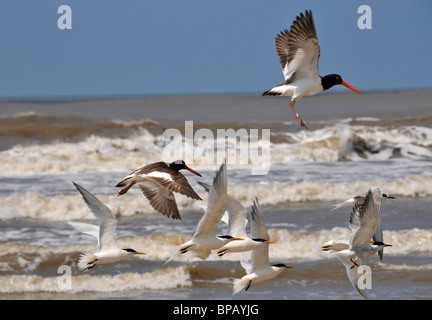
xmin=0 ymin=267 xmax=192 ymax=293
xmin=1 ymin=174 xmax=431 ymax=221
xmin=1 ymin=227 xmax=431 ymax=274
xmin=0 ymin=120 xmax=431 ymax=176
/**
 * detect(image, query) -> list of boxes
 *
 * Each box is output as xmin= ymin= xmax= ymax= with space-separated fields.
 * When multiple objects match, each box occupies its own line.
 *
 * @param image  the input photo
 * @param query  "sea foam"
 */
xmin=0 ymin=123 xmax=431 ymax=176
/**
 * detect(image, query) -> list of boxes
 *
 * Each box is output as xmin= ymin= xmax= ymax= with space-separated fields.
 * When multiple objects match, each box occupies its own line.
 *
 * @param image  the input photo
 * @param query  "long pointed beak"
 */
xmin=185 ymin=166 xmax=202 ymax=177
xmin=267 ymin=240 xmax=277 ymax=244
xmin=135 ymin=252 xmax=146 ymax=255
xmin=232 ymin=237 xmax=244 ymax=241
xmin=341 ymin=81 xmax=361 ymax=94
xmin=286 ymin=265 xmax=296 ymax=269
xmin=384 ymin=244 xmax=392 ymax=247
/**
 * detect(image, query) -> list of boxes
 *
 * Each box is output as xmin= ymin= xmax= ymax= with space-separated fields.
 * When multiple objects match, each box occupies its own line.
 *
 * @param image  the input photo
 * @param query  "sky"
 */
xmin=0 ymin=0 xmax=431 ymax=98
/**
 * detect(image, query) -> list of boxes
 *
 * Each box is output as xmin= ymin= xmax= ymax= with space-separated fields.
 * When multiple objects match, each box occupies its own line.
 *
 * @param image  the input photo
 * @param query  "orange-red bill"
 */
xmin=341 ymin=81 xmax=361 ymax=94
xmin=185 ymin=166 xmax=202 ymax=177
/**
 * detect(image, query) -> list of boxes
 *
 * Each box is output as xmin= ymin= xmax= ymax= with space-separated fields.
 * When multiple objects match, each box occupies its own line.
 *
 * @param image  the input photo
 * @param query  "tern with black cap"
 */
xmin=70 ymin=182 xmax=145 ymax=271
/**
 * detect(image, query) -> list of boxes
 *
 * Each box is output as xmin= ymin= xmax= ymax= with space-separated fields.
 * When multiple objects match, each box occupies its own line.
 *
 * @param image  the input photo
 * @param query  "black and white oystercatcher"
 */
xmin=263 ymin=10 xmax=361 ymax=129
xmin=116 ymin=160 xmax=202 ymax=220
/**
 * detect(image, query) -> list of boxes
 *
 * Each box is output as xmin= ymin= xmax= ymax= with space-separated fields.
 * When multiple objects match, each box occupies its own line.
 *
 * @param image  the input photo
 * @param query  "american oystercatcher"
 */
xmin=263 ymin=10 xmax=361 ymax=129
xmin=115 ymin=160 xmax=202 ymax=220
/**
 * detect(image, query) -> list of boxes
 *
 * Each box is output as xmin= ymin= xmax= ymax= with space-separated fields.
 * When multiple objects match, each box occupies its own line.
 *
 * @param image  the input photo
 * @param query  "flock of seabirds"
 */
xmin=68 ymin=10 xmax=392 ymax=299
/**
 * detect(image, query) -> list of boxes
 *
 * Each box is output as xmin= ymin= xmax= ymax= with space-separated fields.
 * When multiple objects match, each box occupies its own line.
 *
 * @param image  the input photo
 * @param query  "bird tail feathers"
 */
xmin=164 ymin=250 xmax=179 ymax=265
xmin=164 ymin=242 xmax=190 ymax=265
xmin=330 ymin=203 xmax=344 ymax=211
xmin=232 ymin=278 xmax=251 ymax=295
xmin=77 ymin=251 xmax=97 ymax=271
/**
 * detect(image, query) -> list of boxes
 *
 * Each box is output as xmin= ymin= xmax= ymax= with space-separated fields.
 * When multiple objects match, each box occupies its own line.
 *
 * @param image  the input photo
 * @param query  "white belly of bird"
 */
xmin=219 ymin=238 xmax=261 ymax=253
xmin=195 ymin=237 xmax=228 ymax=251
xmin=250 ymin=267 xmax=284 ymax=284
xmin=341 ymin=246 xmax=379 ymax=260
xmin=95 ymin=249 xmax=129 ymax=265
xmin=281 ymin=78 xmax=323 ymax=99
xmin=181 ymin=237 xmax=229 ymax=260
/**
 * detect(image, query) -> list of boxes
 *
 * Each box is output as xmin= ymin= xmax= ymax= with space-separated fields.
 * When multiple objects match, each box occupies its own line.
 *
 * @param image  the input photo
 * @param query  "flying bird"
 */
xmin=332 ymin=189 xmax=392 ymax=298
xmin=232 ymin=198 xmax=294 ymax=295
xmin=219 ymin=195 xmax=277 ymax=257
xmin=115 ymin=160 xmax=202 ymax=220
xmin=262 ymin=10 xmax=361 ymax=129
xmin=70 ymin=182 xmax=145 ymax=271
xmin=331 ymin=190 xmax=395 ymax=211
xmin=198 ymin=182 xmax=276 ymax=256
xmin=328 ymin=188 xmax=395 ymax=260
xmin=168 ymin=162 xmax=243 ymax=261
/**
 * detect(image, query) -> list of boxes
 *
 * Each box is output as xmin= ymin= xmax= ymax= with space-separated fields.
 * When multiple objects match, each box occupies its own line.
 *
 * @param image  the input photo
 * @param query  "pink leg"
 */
xmin=117 ymin=182 xmax=136 ymax=196
xmin=289 ymin=100 xmax=308 ymax=129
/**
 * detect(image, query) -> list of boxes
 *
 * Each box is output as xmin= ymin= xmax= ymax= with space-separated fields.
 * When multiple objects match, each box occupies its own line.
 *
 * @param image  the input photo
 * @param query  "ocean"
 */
xmin=0 ymin=89 xmax=431 ymax=302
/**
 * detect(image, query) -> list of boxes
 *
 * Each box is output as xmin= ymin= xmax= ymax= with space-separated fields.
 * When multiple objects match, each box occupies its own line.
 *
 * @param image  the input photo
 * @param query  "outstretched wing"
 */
xmin=349 ymin=189 xmax=379 ymax=249
xmin=275 ymin=10 xmax=320 ymax=82
xmin=138 ymin=180 xmax=181 ymax=220
xmin=193 ymin=163 xmax=227 ymax=239
xmin=73 ymin=182 xmax=117 ymax=251
xmin=370 ymin=188 xmax=384 ymax=260
xmin=199 ymin=181 xmax=247 ymax=238
xmin=68 ymin=221 xmax=100 ymax=247
xmin=250 ymin=197 xmax=270 ymax=241
xmin=248 ymin=198 xmax=271 ymax=273
xmin=336 ymin=255 xmax=367 ymax=299
xmin=146 ymin=170 xmax=202 ymax=201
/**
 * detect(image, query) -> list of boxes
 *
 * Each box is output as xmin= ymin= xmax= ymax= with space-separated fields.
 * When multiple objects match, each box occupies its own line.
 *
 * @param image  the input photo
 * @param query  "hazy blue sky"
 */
xmin=0 ymin=1 xmax=431 ymax=97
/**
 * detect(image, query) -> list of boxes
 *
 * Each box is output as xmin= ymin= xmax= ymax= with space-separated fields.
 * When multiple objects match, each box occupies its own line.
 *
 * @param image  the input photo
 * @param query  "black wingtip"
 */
xmin=72 ymin=181 xmax=82 ymax=191
xmin=262 ymin=90 xmax=280 ymax=96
